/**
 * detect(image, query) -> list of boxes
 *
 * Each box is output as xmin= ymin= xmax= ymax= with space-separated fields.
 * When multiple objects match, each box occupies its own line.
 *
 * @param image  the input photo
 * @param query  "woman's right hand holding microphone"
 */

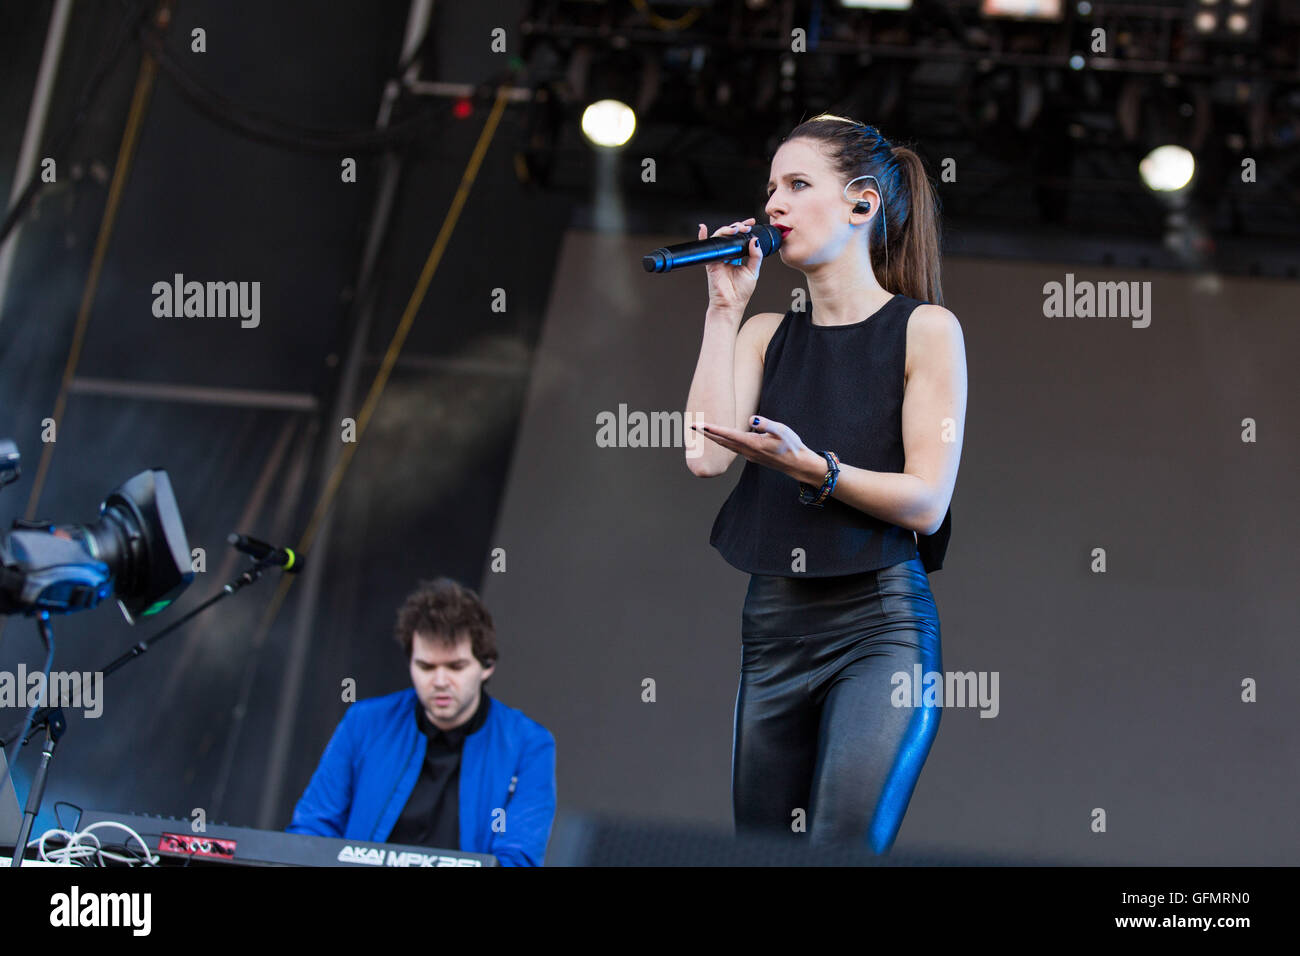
xmin=700 ymin=217 xmax=763 ymax=315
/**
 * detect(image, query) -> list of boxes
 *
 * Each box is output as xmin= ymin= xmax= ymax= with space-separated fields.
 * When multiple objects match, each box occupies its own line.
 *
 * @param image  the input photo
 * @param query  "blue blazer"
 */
xmin=287 ymin=688 xmax=556 ymax=866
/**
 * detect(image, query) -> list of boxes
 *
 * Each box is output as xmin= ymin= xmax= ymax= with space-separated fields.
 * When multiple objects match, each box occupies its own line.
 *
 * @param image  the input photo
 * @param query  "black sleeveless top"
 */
xmin=709 ymin=292 xmax=952 ymax=577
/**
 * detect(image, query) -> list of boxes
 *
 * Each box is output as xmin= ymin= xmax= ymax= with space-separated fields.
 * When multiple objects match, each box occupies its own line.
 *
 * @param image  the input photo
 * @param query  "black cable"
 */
xmin=0 ymin=0 xmax=153 ymax=253
xmin=117 ymin=836 xmax=152 ymax=866
xmin=52 ymin=800 xmax=81 ymax=834
xmin=138 ymin=23 xmax=453 ymax=155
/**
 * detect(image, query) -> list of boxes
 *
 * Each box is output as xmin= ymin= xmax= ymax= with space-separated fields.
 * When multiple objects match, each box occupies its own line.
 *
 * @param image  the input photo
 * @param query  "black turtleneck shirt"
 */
xmin=386 ymin=688 xmax=490 ymax=850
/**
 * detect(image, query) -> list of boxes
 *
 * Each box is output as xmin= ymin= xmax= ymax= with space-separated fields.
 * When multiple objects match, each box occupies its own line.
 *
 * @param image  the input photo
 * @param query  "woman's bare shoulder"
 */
xmin=905 ymin=304 xmax=964 ymax=382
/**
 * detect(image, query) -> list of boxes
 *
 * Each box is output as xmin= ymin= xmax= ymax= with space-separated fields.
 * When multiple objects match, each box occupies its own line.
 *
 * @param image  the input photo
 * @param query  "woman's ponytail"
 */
xmin=884 ymin=145 xmax=943 ymax=307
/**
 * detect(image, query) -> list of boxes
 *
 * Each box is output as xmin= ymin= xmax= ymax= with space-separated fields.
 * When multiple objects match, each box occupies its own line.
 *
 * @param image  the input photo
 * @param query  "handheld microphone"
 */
xmin=227 ymin=533 xmax=301 ymax=572
xmin=642 ymin=223 xmax=782 ymax=273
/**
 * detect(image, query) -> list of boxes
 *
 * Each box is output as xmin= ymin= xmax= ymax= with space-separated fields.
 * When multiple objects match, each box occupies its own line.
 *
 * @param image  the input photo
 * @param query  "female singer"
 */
xmin=684 ymin=114 xmax=966 ymax=855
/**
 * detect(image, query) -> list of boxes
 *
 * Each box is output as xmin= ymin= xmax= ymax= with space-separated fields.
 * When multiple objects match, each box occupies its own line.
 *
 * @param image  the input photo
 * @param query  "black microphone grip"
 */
xmin=642 ymin=223 xmax=781 ymax=273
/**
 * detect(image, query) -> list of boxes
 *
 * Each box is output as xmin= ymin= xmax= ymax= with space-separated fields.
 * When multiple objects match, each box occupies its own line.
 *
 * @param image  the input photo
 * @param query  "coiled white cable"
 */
xmin=32 ymin=821 xmax=159 ymax=866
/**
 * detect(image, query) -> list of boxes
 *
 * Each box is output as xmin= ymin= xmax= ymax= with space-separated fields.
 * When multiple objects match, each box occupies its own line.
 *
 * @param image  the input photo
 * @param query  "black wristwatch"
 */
xmin=798 ymin=450 xmax=840 ymax=507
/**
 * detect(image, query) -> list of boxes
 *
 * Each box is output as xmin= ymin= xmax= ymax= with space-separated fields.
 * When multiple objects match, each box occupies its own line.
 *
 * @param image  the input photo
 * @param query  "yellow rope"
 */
xmin=24 ymin=52 xmax=159 ymax=519
xmin=254 ymin=83 xmax=514 ymax=637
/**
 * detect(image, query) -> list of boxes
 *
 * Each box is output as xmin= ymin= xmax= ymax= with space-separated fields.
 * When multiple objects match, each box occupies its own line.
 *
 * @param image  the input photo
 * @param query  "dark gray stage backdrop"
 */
xmin=480 ymin=231 xmax=1299 ymax=865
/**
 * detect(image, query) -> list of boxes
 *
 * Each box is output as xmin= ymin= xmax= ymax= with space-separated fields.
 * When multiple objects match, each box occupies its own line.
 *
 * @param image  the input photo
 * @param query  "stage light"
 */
xmin=840 ymin=0 xmax=913 ymax=9
xmin=980 ymin=0 xmax=1063 ymax=20
xmin=1187 ymin=0 xmax=1259 ymax=40
xmin=581 ymin=99 xmax=636 ymax=148
xmin=1139 ymin=145 xmax=1195 ymax=192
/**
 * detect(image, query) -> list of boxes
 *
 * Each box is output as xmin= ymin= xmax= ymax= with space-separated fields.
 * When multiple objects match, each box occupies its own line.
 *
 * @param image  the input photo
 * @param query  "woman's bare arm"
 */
xmin=685 ymin=310 xmax=782 ymax=476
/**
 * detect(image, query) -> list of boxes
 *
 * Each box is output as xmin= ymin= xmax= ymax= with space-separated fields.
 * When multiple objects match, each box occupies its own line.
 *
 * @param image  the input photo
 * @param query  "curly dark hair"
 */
xmin=394 ymin=577 xmax=498 ymax=670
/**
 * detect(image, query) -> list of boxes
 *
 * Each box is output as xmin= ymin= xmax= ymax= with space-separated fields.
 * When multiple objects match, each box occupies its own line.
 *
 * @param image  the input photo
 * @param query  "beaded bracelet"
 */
xmin=797 ymin=450 xmax=840 ymax=507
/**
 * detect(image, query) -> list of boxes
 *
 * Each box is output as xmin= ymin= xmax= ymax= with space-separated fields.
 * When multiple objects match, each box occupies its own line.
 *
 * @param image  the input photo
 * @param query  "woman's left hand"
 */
xmin=691 ymin=416 xmax=821 ymax=481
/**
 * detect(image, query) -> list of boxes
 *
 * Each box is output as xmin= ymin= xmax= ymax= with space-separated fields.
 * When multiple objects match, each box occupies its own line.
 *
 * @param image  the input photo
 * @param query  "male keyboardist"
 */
xmin=287 ymin=577 xmax=556 ymax=866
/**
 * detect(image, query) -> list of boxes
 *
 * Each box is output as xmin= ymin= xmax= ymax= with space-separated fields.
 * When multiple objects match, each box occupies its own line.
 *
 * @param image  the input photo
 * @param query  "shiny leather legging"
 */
xmin=732 ymin=555 xmax=942 ymax=855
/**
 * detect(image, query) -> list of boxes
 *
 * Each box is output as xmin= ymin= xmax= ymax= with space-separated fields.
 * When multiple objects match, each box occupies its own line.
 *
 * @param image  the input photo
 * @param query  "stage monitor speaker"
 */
xmin=546 ymin=811 xmax=1043 ymax=866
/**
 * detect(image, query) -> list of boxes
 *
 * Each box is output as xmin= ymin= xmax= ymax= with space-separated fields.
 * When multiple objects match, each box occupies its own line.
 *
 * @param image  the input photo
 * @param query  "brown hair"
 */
xmin=394 ymin=577 xmax=498 ymax=670
xmin=782 ymin=113 xmax=944 ymax=306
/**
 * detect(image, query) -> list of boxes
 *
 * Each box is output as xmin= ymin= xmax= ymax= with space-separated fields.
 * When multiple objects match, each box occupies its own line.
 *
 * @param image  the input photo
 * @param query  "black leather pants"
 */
xmin=732 ymin=555 xmax=942 ymax=855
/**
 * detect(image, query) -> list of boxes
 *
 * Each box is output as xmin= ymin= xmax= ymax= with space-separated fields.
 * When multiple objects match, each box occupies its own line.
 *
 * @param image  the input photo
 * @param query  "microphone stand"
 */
xmin=3 ymin=554 xmax=283 ymax=867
